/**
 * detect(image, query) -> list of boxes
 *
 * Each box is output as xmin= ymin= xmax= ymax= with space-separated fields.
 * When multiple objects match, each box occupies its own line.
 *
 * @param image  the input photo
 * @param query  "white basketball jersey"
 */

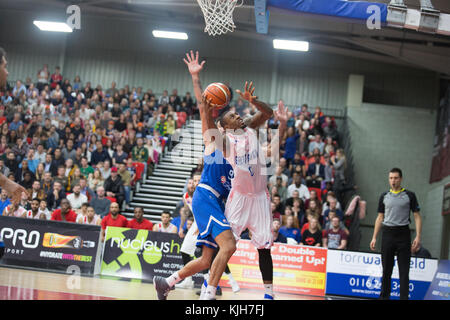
xmin=226 ymin=127 xmax=267 ymax=195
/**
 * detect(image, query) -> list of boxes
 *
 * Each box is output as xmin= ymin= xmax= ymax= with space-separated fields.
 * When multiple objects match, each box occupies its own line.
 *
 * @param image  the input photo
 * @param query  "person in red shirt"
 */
xmin=51 ymin=199 xmax=78 ymax=222
xmin=50 ymin=66 xmax=62 ymax=89
xmin=101 ymin=202 xmax=128 ymax=241
xmin=127 ymin=207 xmax=153 ymax=231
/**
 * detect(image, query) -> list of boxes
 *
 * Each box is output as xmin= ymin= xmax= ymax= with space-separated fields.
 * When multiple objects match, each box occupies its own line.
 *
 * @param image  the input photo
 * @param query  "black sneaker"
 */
xmin=153 ymin=276 xmax=172 ymax=300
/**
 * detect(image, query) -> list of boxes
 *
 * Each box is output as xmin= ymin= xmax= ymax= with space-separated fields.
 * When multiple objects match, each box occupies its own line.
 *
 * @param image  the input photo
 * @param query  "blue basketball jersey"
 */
xmin=200 ymin=149 xmax=234 ymax=199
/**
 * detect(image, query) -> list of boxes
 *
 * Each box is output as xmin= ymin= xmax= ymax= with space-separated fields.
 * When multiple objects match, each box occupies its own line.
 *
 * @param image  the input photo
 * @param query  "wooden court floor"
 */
xmin=0 ymin=266 xmax=325 ymax=300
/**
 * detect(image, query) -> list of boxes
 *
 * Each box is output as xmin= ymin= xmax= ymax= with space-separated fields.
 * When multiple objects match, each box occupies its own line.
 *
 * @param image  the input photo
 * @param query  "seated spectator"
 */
xmin=279 ymin=215 xmax=302 ymax=245
xmin=270 ymin=177 xmax=287 ymax=202
xmin=306 ymin=155 xmax=325 ymax=188
xmin=289 ymin=152 xmax=306 ymax=177
xmin=76 ymin=202 xmax=89 ymax=216
xmin=272 ymin=219 xmax=287 ymax=244
xmin=62 ymin=139 xmax=77 ymax=162
xmin=53 ymin=165 xmax=68 ymax=191
xmin=322 ymin=216 xmax=348 ymax=250
xmin=46 ymin=181 xmax=66 ymax=210
xmin=67 ymin=184 xmax=88 ymax=209
xmin=100 ymin=202 xmax=128 ymax=241
xmin=287 ymin=172 xmax=310 ymax=201
xmin=304 ymin=189 xmax=321 ymax=210
xmin=132 ymin=137 xmax=149 ymax=173
xmin=29 ymin=180 xmax=46 ymax=202
xmin=91 ymin=140 xmax=111 ymax=166
xmin=89 ymin=186 xmax=111 ymax=217
xmin=153 ymin=211 xmax=177 ymax=233
xmin=268 ymin=166 xmax=288 ymax=189
xmin=79 ymin=156 xmax=94 ymax=178
xmin=69 ymin=167 xmax=83 ymax=192
xmin=272 ymin=194 xmax=284 ymax=215
xmin=323 ymin=196 xmax=344 ymax=223
xmin=103 ymin=166 xmax=125 ymax=208
xmin=271 ymin=202 xmax=281 ymax=221
xmin=88 ymin=169 xmax=104 ymax=191
xmin=16 ymin=160 xmax=35 ymax=184
xmin=308 ymin=134 xmax=325 ymax=155
xmin=77 ymin=206 xmax=101 ymax=225
xmin=112 ymin=144 xmax=128 ymax=167
xmin=279 ymin=157 xmax=290 ymax=177
xmin=412 ymin=244 xmax=432 ymax=258
xmin=301 ymin=205 xmax=322 ymax=236
xmin=100 ymin=160 xmax=112 ymax=180
xmin=300 ymin=217 xmax=322 ymax=247
xmin=38 ymin=200 xmax=51 ymax=220
xmin=24 ymin=198 xmax=47 ymax=220
xmin=51 ymin=199 xmax=78 ymax=222
xmin=3 ymin=202 xmax=27 ymax=217
xmin=324 ymin=210 xmax=349 ymax=236
xmin=127 ymin=207 xmax=153 ymax=230
xmin=0 ymin=189 xmax=11 ymax=214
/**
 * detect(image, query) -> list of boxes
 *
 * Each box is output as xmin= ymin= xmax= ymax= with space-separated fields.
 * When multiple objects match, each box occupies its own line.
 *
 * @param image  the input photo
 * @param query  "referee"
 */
xmin=370 ymin=168 xmax=422 ymax=300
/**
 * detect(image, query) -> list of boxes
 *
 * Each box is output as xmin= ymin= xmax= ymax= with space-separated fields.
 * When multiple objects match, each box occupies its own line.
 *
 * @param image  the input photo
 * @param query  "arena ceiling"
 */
xmin=1 ymin=0 xmax=450 ymax=75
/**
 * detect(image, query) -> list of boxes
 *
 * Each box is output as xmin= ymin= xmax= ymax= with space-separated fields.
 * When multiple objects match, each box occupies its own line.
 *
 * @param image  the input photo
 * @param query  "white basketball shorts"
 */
xmin=225 ymin=189 xmax=273 ymax=249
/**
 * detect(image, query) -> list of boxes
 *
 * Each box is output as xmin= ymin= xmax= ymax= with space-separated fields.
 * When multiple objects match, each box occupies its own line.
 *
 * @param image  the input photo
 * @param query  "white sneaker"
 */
xmin=175 ymin=276 xmax=195 ymax=289
xmin=228 ymin=277 xmax=240 ymax=293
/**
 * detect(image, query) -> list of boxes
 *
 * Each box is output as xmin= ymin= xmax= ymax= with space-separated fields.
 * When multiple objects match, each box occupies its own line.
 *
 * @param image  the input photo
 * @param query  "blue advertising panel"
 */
xmin=424 ymin=260 xmax=450 ymax=300
xmin=326 ymin=250 xmax=438 ymax=299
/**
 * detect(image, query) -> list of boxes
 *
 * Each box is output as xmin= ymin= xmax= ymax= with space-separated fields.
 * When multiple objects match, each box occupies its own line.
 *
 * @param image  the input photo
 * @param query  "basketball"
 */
xmin=203 ymin=82 xmax=231 ymax=108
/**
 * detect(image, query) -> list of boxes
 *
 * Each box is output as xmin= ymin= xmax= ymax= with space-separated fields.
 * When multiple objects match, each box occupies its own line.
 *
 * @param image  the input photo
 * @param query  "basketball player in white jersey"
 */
xmin=153 ymin=211 xmax=178 ymax=233
xmin=210 ymin=81 xmax=287 ymax=300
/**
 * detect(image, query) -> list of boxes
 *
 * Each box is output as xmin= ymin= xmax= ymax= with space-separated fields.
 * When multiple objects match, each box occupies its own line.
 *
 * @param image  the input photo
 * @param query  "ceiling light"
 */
xmin=152 ymin=30 xmax=188 ymax=40
xmin=273 ymin=39 xmax=309 ymax=52
xmin=33 ymin=21 xmax=73 ymax=33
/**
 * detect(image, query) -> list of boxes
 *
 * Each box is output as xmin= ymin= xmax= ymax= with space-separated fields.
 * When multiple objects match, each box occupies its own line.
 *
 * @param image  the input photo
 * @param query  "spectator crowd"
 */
xmin=0 ymin=64 xmax=354 ymax=250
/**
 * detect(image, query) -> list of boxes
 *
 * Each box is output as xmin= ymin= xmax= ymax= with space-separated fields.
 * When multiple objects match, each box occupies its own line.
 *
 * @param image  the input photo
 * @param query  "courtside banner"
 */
xmin=0 ymin=215 xmax=101 ymax=274
xmin=424 ymin=260 xmax=450 ymax=300
xmin=325 ymin=250 xmax=438 ymax=299
xmin=219 ymin=240 xmax=327 ymax=296
xmin=101 ymin=227 xmax=203 ymax=285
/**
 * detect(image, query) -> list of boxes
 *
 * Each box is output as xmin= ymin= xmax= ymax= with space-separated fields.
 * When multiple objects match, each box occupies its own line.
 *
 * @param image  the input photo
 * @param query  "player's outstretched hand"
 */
xmin=236 ymin=81 xmax=257 ymax=103
xmin=10 ymin=186 xmax=29 ymax=206
xmin=201 ymin=94 xmax=220 ymax=112
xmin=183 ymin=50 xmax=205 ymax=76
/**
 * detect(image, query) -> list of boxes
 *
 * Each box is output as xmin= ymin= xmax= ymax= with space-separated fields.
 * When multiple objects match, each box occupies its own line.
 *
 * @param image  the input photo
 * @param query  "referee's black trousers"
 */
xmin=380 ymin=225 xmax=411 ymax=300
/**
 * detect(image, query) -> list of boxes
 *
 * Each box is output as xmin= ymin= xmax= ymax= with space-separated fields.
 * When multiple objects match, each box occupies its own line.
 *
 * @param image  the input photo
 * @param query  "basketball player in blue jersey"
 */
xmin=154 ymin=51 xmax=236 ymax=300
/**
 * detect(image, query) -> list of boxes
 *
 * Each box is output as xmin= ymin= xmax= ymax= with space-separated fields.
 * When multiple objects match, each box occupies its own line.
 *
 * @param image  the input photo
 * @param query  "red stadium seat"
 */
xmin=105 ymin=196 xmax=117 ymax=203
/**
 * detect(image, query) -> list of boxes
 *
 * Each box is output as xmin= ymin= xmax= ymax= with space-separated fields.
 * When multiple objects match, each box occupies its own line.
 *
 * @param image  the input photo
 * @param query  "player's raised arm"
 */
xmin=183 ymin=51 xmax=209 ymax=132
xmin=237 ymin=81 xmax=273 ymax=129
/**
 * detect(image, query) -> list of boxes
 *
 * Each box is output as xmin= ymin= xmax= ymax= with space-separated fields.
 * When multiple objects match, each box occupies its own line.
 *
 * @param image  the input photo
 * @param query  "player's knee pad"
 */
xmin=258 ymin=248 xmax=273 ymax=282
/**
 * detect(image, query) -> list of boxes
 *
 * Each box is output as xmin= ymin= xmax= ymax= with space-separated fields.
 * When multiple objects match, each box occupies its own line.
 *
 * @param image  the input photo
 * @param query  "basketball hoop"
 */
xmin=196 ymin=0 xmax=243 ymax=36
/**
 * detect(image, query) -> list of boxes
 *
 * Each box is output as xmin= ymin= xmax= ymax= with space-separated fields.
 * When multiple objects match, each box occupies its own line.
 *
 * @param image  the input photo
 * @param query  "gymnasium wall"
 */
xmin=0 ymin=9 xmax=439 ymax=109
xmin=347 ymin=103 xmax=439 ymax=255
xmin=421 ymin=176 xmax=450 ymax=259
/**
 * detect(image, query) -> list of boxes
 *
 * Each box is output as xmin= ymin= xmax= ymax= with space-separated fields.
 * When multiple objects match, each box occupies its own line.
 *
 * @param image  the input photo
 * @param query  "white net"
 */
xmin=196 ymin=0 xmax=243 ymax=36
